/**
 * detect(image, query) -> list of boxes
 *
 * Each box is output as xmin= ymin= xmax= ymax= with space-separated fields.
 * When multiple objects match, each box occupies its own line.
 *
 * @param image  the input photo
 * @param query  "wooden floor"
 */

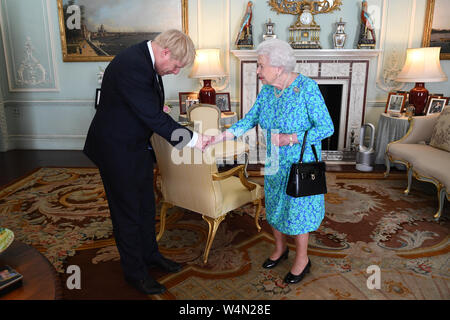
xmin=0 ymin=150 xmax=395 ymax=188
xmin=0 ymin=150 xmax=95 ymax=187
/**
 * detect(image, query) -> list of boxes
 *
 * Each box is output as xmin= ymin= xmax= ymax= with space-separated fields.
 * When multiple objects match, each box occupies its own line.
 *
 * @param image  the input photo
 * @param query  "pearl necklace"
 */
xmin=273 ymin=73 xmax=291 ymax=98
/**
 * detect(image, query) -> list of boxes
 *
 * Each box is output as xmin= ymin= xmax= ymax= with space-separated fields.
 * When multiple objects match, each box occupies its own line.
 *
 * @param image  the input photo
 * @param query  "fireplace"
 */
xmin=231 ymin=49 xmax=381 ymax=163
xmin=319 ymin=84 xmax=343 ymax=151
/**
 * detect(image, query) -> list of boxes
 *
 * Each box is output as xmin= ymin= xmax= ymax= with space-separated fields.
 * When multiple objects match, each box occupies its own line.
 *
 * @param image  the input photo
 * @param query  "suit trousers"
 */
xmin=99 ymin=149 xmax=161 ymax=281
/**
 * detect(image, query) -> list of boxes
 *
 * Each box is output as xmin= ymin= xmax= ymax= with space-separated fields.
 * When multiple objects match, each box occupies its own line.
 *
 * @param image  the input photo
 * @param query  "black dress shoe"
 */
xmin=125 ymin=277 xmax=166 ymax=295
xmin=262 ymin=248 xmax=289 ymax=269
xmin=284 ymin=259 xmax=311 ymax=284
xmin=148 ymin=257 xmax=182 ymax=273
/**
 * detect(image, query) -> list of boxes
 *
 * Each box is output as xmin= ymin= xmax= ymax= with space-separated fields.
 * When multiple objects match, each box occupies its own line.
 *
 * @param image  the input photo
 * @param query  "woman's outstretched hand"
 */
xmin=271 ymin=133 xmax=298 ymax=147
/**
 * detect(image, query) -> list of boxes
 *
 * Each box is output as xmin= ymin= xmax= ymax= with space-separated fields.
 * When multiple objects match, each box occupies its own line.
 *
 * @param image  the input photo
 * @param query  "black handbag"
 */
xmin=286 ymin=131 xmax=327 ymax=197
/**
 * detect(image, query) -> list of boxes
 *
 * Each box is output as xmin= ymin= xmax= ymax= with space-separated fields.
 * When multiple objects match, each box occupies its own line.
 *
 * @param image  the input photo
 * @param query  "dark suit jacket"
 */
xmin=84 ymin=41 xmax=193 ymax=172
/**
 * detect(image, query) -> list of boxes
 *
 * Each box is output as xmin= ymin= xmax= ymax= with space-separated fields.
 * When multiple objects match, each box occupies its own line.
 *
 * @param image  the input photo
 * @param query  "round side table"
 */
xmin=0 ymin=241 xmax=62 ymax=300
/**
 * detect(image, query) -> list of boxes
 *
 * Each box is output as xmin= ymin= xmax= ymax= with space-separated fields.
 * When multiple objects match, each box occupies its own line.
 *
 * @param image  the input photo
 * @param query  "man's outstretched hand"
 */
xmin=194 ymin=133 xmax=213 ymax=151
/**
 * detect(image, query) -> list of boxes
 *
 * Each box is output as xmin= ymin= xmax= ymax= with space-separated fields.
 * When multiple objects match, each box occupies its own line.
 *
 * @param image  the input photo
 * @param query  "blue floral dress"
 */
xmin=229 ymin=74 xmax=334 ymax=235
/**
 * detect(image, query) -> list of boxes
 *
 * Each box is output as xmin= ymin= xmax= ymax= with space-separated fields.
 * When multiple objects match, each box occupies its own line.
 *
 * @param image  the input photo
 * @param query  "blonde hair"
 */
xmin=154 ymin=29 xmax=196 ymax=66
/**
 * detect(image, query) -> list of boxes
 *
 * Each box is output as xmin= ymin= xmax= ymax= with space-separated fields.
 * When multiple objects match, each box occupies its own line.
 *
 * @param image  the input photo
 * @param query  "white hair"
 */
xmin=256 ymin=39 xmax=296 ymax=73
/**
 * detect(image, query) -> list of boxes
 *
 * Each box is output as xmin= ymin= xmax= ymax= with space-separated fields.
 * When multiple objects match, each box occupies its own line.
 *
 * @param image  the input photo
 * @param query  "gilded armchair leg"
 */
xmin=244 ymin=152 xmax=249 ymax=178
xmin=156 ymin=202 xmax=172 ymax=241
xmin=202 ymin=215 xmax=226 ymax=264
xmin=434 ymin=186 xmax=446 ymax=221
xmin=404 ymin=164 xmax=413 ymax=195
xmin=254 ymin=199 xmax=262 ymax=232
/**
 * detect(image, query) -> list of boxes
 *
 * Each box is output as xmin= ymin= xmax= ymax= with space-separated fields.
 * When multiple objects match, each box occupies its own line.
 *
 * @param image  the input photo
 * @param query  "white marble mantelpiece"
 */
xmin=231 ymin=49 xmax=381 ymax=163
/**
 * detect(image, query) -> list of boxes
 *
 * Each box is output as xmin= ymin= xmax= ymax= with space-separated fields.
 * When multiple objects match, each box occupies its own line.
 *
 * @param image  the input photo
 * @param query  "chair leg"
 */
xmin=253 ymin=199 xmax=262 ymax=232
xmin=434 ymin=186 xmax=446 ymax=221
xmin=156 ymin=202 xmax=172 ymax=241
xmin=404 ymin=164 xmax=413 ymax=195
xmin=202 ymin=215 xmax=226 ymax=264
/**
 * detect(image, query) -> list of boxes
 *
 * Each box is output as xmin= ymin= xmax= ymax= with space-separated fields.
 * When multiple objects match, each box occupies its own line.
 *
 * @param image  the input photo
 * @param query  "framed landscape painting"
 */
xmin=423 ymin=0 xmax=450 ymax=59
xmin=57 ymin=0 xmax=188 ymax=62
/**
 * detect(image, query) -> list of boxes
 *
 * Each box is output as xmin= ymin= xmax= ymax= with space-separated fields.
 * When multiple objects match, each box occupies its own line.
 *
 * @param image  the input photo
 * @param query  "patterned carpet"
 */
xmin=0 ymin=167 xmax=448 ymax=300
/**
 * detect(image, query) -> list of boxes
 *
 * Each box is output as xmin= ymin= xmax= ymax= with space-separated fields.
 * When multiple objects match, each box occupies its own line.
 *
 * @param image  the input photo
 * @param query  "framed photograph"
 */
xmin=95 ymin=88 xmax=101 ymax=109
xmin=422 ymin=0 xmax=450 ymax=60
xmin=178 ymin=92 xmax=198 ymax=114
xmin=426 ymin=97 xmax=448 ymax=115
xmin=57 ymin=0 xmax=188 ymax=62
xmin=385 ymin=92 xmax=407 ymax=113
xmin=215 ymin=93 xmax=231 ymax=112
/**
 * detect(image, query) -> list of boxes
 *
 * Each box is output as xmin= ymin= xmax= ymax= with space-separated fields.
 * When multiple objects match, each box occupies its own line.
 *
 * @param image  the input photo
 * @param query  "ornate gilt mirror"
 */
xmin=268 ymin=0 xmax=343 ymax=49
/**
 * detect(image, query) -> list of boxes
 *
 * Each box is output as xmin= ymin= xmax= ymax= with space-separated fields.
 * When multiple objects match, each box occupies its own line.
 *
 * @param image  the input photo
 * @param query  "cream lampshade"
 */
xmin=396 ymin=47 xmax=448 ymax=115
xmin=189 ymin=49 xmax=226 ymax=104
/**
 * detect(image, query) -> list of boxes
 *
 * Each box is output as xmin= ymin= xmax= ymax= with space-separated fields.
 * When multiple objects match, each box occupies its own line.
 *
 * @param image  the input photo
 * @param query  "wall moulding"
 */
xmin=0 ymin=0 xmax=59 ymax=92
xmin=376 ymin=0 xmax=416 ymax=92
xmin=0 ymin=102 xmax=8 ymax=152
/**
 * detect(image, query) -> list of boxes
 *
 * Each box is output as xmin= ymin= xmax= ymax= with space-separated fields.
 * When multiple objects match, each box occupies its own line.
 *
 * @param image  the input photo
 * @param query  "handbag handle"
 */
xmin=298 ymin=130 xmax=319 ymax=163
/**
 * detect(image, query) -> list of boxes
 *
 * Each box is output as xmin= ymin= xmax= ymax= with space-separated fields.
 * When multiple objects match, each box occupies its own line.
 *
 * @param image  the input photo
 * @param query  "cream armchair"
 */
xmin=150 ymin=133 xmax=264 ymax=264
xmin=385 ymin=112 xmax=450 ymax=220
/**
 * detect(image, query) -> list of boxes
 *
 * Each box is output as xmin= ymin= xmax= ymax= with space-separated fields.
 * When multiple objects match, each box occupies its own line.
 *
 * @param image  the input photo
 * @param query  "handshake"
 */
xmin=194 ymin=131 xmax=235 ymax=151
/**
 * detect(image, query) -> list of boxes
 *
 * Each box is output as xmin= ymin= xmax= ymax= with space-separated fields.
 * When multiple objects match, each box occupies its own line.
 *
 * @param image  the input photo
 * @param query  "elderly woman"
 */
xmin=210 ymin=39 xmax=334 ymax=284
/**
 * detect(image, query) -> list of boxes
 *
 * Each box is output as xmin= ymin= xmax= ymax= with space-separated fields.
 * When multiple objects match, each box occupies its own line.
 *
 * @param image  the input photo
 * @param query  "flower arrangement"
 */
xmin=163 ymin=102 xmax=172 ymax=114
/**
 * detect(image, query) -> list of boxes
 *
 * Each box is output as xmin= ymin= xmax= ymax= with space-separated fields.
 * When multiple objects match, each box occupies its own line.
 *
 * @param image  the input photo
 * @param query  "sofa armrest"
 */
xmin=392 ymin=113 xmax=440 ymax=145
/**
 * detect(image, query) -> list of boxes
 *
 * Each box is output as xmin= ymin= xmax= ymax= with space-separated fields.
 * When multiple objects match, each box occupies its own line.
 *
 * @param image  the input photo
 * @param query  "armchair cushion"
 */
xmin=388 ymin=143 xmax=450 ymax=187
xmin=219 ymin=177 xmax=263 ymax=216
xmin=430 ymin=107 xmax=450 ymax=152
xmin=409 ymin=148 xmax=450 ymax=189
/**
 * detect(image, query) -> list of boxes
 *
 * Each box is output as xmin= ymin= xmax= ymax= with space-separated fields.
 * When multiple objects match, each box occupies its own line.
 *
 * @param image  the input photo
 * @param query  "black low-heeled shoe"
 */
xmin=262 ymin=248 xmax=289 ymax=269
xmin=284 ymin=259 xmax=311 ymax=284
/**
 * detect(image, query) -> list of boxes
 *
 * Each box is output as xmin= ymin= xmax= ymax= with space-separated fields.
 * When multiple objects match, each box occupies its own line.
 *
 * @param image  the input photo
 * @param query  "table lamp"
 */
xmin=396 ymin=47 xmax=447 ymax=115
xmin=189 ymin=49 xmax=226 ymax=104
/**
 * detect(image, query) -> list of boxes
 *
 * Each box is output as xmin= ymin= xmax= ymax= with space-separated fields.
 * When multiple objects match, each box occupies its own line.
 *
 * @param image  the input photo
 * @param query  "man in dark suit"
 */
xmin=84 ymin=30 xmax=205 ymax=295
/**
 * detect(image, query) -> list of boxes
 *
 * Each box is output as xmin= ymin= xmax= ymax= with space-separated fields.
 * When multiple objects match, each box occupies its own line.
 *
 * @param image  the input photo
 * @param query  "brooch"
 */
xmin=294 ymin=87 xmax=300 ymax=93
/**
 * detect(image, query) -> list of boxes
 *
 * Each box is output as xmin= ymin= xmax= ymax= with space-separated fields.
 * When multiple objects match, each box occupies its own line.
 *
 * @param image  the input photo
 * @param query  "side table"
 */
xmin=374 ymin=113 xmax=411 ymax=166
xmin=0 ymin=240 xmax=62 ymax=300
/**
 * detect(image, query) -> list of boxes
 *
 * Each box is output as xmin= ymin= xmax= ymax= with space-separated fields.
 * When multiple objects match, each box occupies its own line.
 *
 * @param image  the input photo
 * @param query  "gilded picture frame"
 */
xmin=422 ymin=0 xmax=450 ymax=60
xmin=57 ymin=0 xmax=188 ymax=62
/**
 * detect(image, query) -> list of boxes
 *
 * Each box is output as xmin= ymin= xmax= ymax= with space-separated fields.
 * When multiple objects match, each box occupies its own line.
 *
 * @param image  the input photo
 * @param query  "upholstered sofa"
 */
xmin=385 ymin=108 xmax=450 ymax=220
